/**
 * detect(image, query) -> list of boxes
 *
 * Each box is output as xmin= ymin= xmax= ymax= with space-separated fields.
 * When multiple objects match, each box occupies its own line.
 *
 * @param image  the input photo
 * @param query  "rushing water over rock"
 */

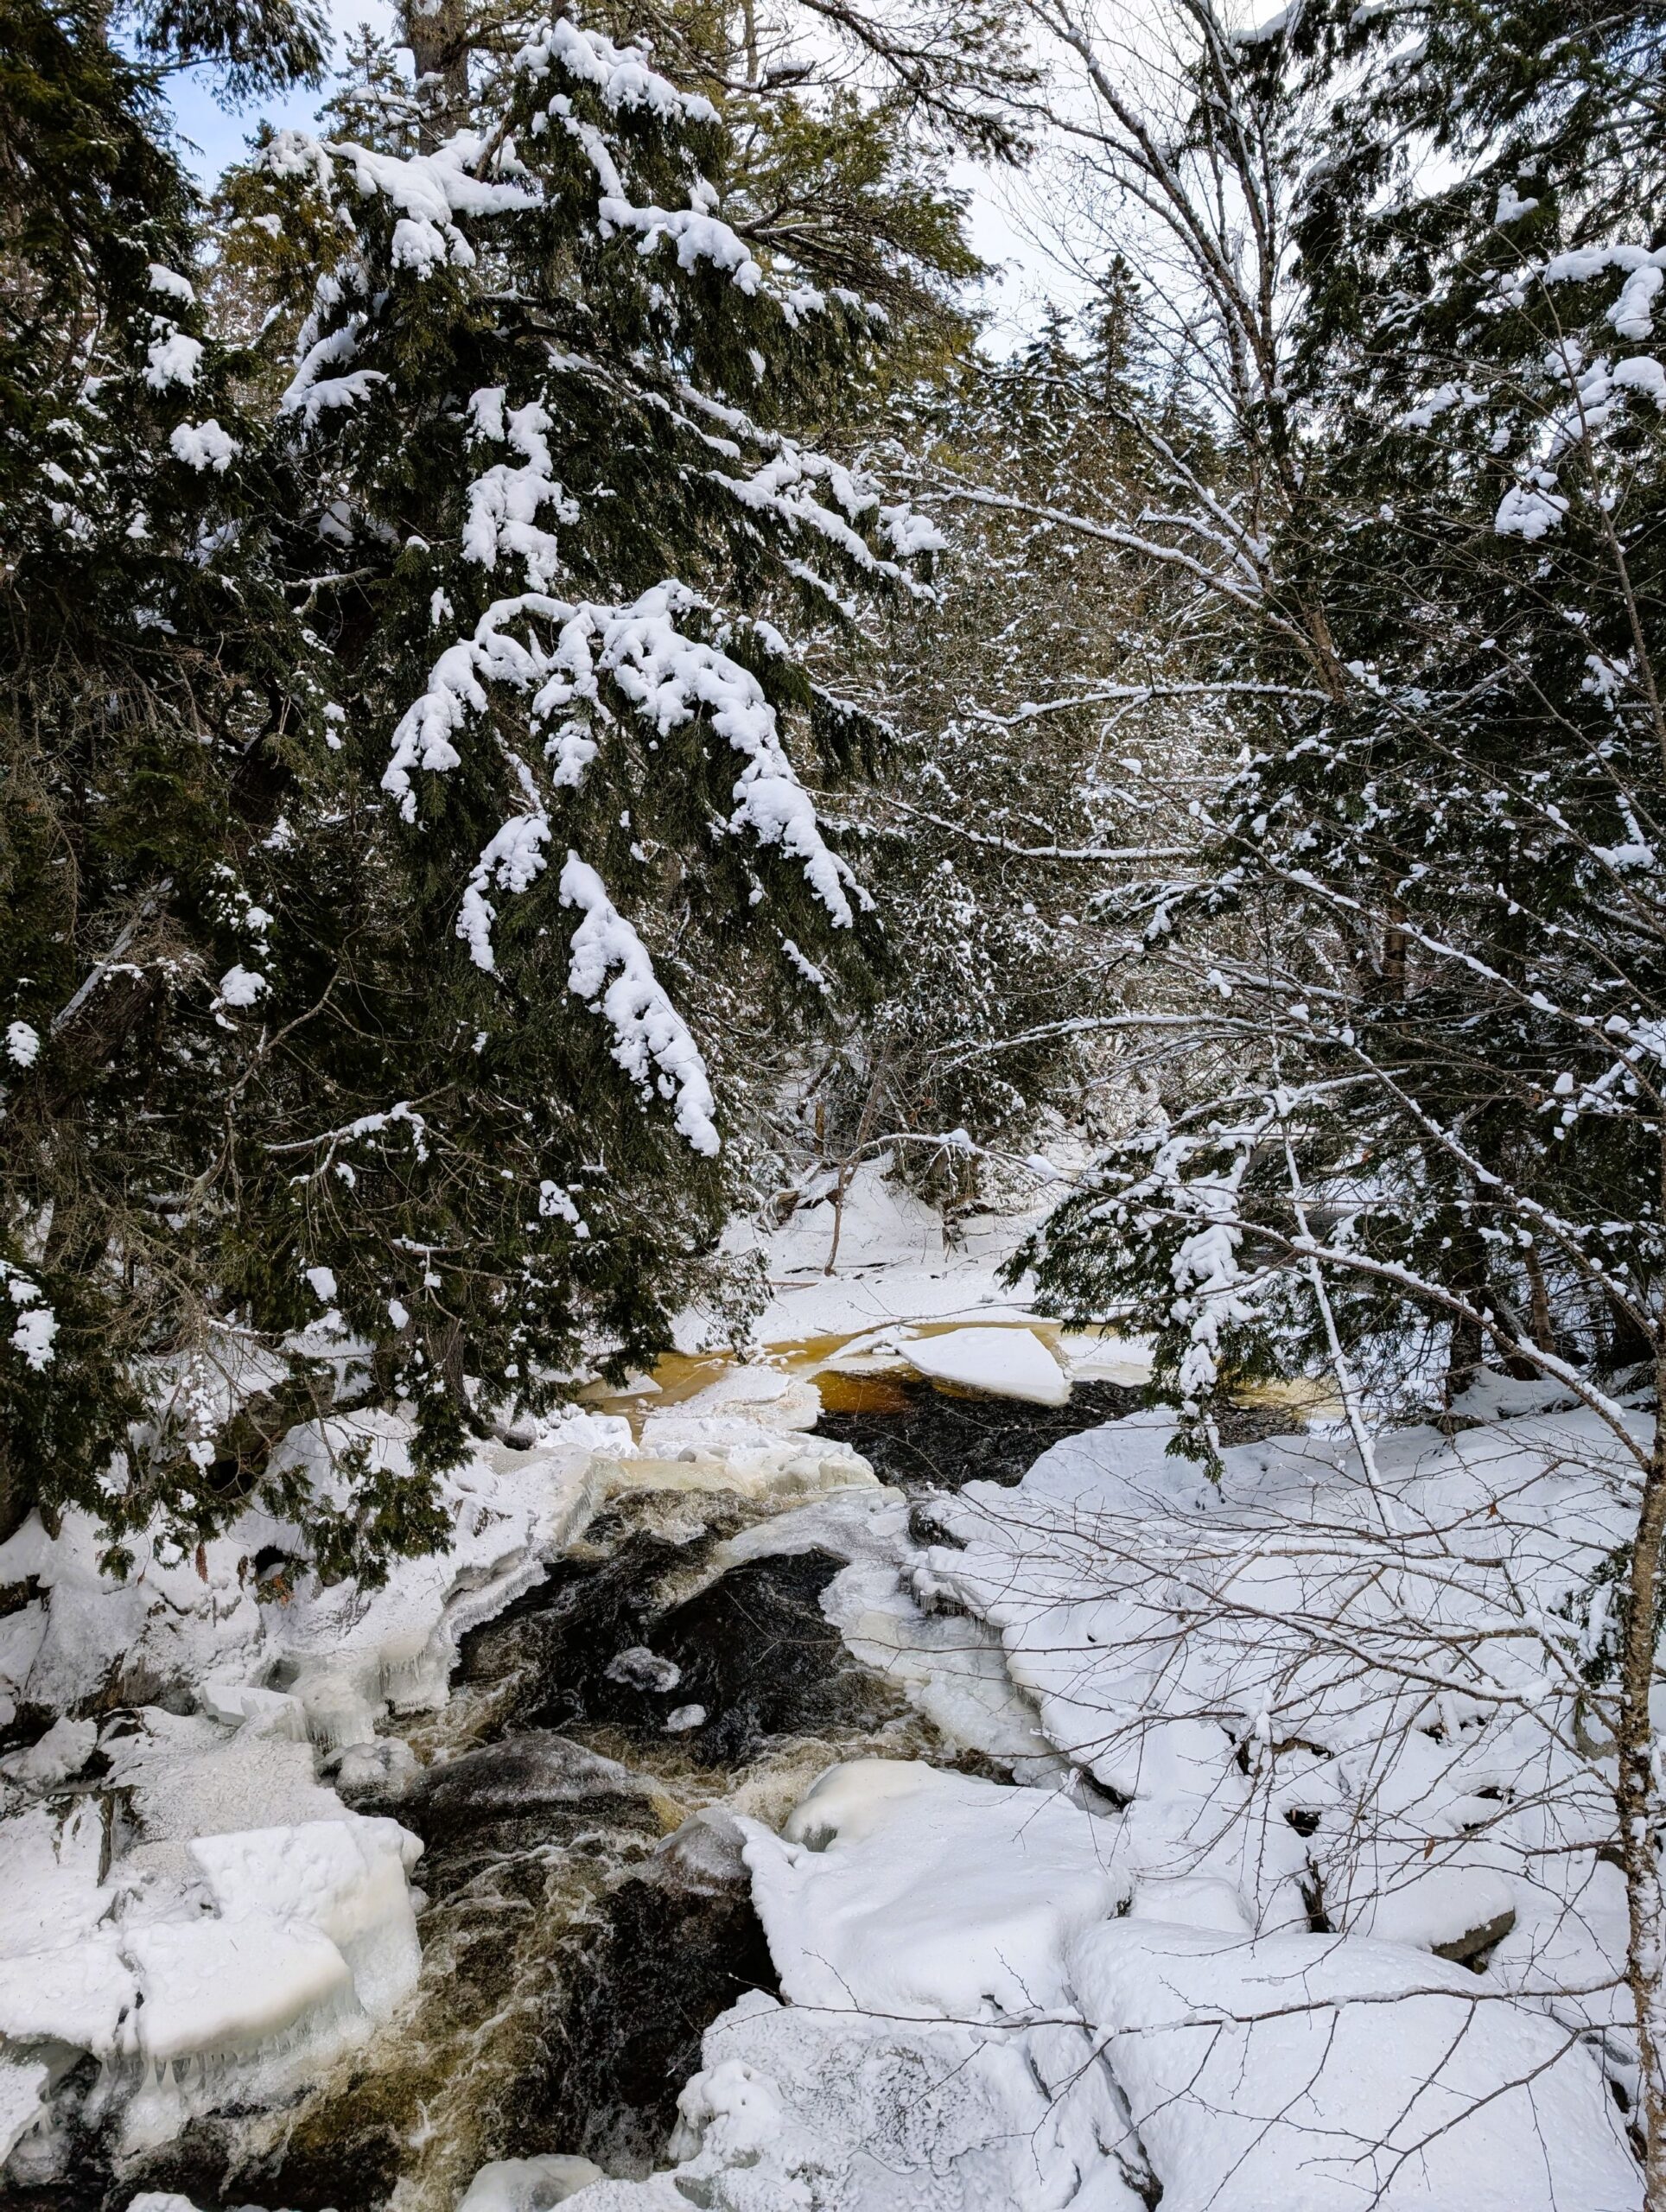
xmin=96 ymin=1468 xmax=939 ymax=2211
xmin=24 ymin=1357 xmax=1310 ymax=2212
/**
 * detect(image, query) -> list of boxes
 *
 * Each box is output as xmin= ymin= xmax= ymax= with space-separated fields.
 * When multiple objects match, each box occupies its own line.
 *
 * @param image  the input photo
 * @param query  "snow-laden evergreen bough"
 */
xmin=1 ymin=6 xmax=938 ymax=1572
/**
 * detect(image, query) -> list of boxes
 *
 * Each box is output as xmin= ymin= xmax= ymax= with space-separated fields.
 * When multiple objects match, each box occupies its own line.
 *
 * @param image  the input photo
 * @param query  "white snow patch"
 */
xmin=168 ymin=420 xmax=239 ymax=472
xmin=458 ymin=2152 xmax=607 ymax=2209
xmin=898 ymin=1323 xmax=1069 ymax=1405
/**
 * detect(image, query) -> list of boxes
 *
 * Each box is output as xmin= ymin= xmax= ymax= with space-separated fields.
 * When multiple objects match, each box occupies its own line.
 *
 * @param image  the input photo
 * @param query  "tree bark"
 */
xmin=404 ymin=0 xmax=469 ymax=142
xmin=1618 ymin=1148 xmax=1666 ymax=2200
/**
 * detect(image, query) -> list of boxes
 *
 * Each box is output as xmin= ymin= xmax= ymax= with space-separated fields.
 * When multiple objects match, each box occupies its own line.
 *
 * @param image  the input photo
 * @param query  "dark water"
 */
xmin=817 ymin=1375 xmax=1148 ymax=1492
xmin=817 ymin=1375 xmax=1307 ymax=1493
xmin=100 ymin=1491 xmax=925 ymax=2210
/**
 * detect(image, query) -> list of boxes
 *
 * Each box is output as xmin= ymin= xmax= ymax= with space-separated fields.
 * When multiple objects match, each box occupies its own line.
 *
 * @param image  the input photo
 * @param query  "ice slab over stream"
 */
xmin=894 ymin=1323 xmax=1070 ymax=1406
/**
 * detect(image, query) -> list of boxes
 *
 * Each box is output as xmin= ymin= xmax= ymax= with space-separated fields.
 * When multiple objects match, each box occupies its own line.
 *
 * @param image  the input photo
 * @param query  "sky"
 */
xmin=159 ymin=2 xmax=1088 ymax=353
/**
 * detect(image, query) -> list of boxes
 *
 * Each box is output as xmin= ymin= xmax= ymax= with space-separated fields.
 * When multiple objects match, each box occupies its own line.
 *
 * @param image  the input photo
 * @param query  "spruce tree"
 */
xmin=0 ymin=0 xmax=323 ymax=1550
xmin=5 ymin=3 xmax=955 ymax=1573
xmin=1028 ymin=0 xmax=1666 ymax=1442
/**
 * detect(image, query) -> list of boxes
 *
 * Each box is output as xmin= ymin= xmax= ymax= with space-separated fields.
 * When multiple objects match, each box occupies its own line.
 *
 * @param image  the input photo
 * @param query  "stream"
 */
xmin=19 ymin=1357 xmax=1297 ymax=2212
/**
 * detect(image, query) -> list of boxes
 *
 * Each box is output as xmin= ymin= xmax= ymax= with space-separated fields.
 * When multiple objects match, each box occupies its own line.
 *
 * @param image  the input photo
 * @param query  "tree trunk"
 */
xmin=1620 ymin=1413 xmax=1666 ymax=2198
xmin=404 ymin=0 xmax=469 ymax=142
xmin=1619 ymin=1151 xmax=1666 ymax=2201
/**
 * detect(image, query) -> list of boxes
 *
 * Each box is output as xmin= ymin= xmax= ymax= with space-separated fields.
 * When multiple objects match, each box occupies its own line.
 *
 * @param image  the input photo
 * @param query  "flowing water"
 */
xmin=35 ymin=1328 xmax=1307 ymax=2212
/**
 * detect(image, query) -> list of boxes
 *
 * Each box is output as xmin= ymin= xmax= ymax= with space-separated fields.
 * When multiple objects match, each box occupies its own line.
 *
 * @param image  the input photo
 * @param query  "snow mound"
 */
xmin=569 ymin=1986 xmax=1145 ymax=2212
xmin=1073 ymin=1917 xmax=1637 ymax=2209
xmin=459 ymin=2152 xmax=607 ymax=2208
xmin=747 ymin=1759 xmax=1121 ymax=2016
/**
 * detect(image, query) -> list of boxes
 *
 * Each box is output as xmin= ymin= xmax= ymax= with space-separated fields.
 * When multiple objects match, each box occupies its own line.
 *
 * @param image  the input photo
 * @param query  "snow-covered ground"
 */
xmin=724 ymin=1149 xmax=1072 ymax=1342
xmin=555 ymin=1385 xmax=1647 ymax=2212
xmin=0 ymin=1162 xmax=1651 ymax=2209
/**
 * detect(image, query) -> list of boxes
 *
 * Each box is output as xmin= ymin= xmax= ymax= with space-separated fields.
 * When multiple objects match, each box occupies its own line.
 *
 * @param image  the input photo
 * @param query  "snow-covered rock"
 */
xmin=898 ymin=1322 xmax=1070 ymax=1405
xmin=1071 ymin=1917 xmax=1637 ymax=2210
xmin=458 ymin=2152 xmax=607 ymax=2209
xmin=0 ymin=2058 xmax=48 ymax=2164
xmin=747 ymin=1759 xmax=1120 ymax=2016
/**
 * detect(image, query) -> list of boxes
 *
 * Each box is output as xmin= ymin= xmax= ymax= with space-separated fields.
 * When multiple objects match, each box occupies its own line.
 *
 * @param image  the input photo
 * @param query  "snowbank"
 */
xmin=565 ymin=1739 xmax=1636 ymax=2210
xmin=730 ymin=1155 xmax=1055 ymax=1341
xmin=1072 ymin=1918 xmax=1633 ymax=2212
xmin=923 ymin=1396 xmax=1640 ymax=2031
xmin=566 ymin=1391 xmax=1649 ymax=2211
xmin=747 ymin=1758 xmax=1121 ymax=2016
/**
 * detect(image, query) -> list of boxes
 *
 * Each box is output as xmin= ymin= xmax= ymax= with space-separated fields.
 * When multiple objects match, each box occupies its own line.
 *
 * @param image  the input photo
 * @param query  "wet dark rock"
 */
xmin=406 ymin=1730 xmax=658 ymax=1841
xmin=119 ymin=2107 xmax=394 ymax=2211
xmin=1434 ymin=1906 xmax=1517 ymax=1970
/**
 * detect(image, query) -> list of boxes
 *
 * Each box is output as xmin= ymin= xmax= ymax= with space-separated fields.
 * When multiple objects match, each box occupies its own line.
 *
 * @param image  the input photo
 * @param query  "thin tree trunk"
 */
xmin=404 ymin=0 xmax=470 ymax=142
xmin=1524 ymin=1243 xmax=1555 ymax=1357
xmin=825 ymin=1051 xmax=889 ymax=1276
xmin=1618 ymin=1147 xmax=1666 ymax=2199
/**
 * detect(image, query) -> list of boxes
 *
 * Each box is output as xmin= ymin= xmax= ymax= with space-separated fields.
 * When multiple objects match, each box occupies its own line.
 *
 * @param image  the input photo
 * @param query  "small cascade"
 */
xmin=50 ymin=1365 xmax=1199 ymax=2212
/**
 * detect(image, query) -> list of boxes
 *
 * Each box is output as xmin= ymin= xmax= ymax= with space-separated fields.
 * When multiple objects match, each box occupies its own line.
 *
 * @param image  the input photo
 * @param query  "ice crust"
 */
xmin=895 ymin=1323 xmax=1071 ymax=1405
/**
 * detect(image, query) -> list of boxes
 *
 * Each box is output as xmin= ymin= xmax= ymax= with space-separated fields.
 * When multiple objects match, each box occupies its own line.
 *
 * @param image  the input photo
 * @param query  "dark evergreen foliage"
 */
xmin=1 ymin=0 xmax=951 ymax=1569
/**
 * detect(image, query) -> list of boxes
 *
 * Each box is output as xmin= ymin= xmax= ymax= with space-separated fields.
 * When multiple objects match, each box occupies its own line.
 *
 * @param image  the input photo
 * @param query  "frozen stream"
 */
xmin=3 ymin=1282 xmax=1641 ymax=2212
xmin=22 ymin=1365 xmax=1147 ymax=2212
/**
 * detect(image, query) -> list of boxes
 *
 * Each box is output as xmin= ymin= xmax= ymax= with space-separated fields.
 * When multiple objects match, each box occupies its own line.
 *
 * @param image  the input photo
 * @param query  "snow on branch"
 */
xmin=714 ymin=452 xmax=938 ymax=583
xmin=462 ymin=389 xmax=576 ymax=588
xmin=330 ymin=132 xmax=537 ymax=278
xmin=1 ymin=1258 xmax=58 ymax=1372
xmin=559 ymin=853 xmax=719 ymax=1154
xmin=514 ymin=16 xmax=717 ymax=126
xmin=388 ymin=586 xmax=862 ymax=965
xmin=563 ymin=117 xmax=762 ymax=293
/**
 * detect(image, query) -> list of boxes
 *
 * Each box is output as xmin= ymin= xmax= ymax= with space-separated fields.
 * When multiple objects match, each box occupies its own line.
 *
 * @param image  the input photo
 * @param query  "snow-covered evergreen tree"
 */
xmin=0 ymin=0 xmax=329 ymax=1550
xmin=3 ymin=3 xmax=953 ymax=1569
xmin=1026 ymin=0 xmax=1666 ymax=1433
